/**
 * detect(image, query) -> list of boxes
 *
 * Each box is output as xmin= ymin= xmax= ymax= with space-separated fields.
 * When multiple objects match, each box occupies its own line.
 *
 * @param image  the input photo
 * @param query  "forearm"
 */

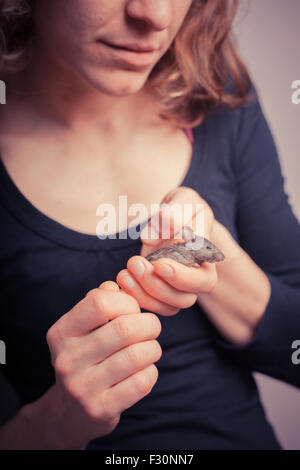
xmin=197 ymin=221 xmax=271 ymax=346
xmin=0 ymin=385 xmax=83 ymax=450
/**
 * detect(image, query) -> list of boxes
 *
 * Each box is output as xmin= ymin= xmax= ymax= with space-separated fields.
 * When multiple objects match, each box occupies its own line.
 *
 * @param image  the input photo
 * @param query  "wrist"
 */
xmin=199 ymin=220 xmax=271 ymax=346
xmin=21 ymin=385 xmax=87 ymax=450
xmin=210 ymin=220 xmax=242 ymax=261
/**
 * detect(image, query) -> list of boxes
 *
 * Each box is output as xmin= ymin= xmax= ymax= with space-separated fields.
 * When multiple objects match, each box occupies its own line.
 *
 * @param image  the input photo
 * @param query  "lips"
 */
xmin=100 ymin=40 xmax=157 ymax=53
xmin=98 ymin=39 xmax=158 ymax=68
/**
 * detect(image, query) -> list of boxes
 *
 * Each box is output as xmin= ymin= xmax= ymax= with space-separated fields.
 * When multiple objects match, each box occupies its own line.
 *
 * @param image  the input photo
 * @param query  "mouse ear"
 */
xmin=179 ymin=226 xmax=196 ymax=242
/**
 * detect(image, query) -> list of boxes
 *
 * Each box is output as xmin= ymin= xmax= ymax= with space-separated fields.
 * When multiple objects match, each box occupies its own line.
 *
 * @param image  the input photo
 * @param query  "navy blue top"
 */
xmin=0 ymin=86 xmax=299 ymax=450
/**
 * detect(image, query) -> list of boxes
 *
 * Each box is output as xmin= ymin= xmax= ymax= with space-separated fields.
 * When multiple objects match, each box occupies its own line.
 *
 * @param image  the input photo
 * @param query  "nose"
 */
xmin=126 ymin=0 xmax=172 ymax=31
xmin=214 ymin=251 xmax=225 ymax=262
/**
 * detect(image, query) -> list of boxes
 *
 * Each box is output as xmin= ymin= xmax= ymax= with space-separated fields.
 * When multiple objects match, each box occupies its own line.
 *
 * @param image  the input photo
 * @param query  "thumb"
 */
xmin=98 ymin=281 xmax=120 ymax=291
xmin=140 ymin=186 xmax=205 ymax=247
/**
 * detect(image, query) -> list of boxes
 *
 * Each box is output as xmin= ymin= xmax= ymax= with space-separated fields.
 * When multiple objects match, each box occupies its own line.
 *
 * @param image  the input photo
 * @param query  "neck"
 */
xmin=5 ymin=40 xmax=163 ymax=137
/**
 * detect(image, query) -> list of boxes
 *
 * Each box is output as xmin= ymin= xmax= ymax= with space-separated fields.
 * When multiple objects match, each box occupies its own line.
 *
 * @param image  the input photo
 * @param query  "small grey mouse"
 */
xmin=145 ymin=226 xmax=225 ymax=267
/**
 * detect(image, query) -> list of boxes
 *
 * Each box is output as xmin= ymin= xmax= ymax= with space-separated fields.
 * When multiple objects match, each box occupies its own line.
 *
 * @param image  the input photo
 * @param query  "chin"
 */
xmin=80 ymin=65 xmax=151 ymax=97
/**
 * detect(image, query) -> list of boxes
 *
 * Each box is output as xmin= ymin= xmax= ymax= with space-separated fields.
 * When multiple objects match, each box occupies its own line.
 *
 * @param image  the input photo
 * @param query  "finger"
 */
xmin=116 ymin=269 xmax=180 ymax=316
xmin=66 ymin=312 xmax=162 ymax=367
xmin=139 ymin=215 xmax=199 ymax=259
xmin=153 ymin=258 xmax=218 ymax=294
xmin=140 ymin=187 xmax=207 ymax=246
xmin=127 ymin=256 xmax=197 ymax=309
xmin=88 ymin=340 xmax=162 ymax=390
xmin=100 ymin=364 xmax=159 ymax=417
xmin=54 ymin=289 xmax=141 ymax=339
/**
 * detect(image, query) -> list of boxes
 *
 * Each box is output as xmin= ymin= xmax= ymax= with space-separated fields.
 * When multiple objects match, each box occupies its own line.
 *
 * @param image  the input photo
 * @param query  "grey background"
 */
xmin=234 ymin=0 xmax=300 ymax=450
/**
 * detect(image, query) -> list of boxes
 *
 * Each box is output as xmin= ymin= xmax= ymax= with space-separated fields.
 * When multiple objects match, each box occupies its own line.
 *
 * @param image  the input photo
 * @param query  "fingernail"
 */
xmin=130 ymin=260 xmax=145 ymax=277
xmin=122 ymin=275 xmax=135 ymax=289
xmin=155 ymin=263 xmax=174 ymax=278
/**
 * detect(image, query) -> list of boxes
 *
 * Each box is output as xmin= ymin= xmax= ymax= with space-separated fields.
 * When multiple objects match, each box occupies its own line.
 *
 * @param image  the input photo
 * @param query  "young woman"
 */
xmin=0 ymin=0 xmax=299 ymax=450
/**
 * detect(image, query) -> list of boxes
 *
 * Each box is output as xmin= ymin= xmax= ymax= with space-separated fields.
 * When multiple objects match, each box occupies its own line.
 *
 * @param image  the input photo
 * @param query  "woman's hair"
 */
xmin=0 ymin=0 xmax=253 ymax=128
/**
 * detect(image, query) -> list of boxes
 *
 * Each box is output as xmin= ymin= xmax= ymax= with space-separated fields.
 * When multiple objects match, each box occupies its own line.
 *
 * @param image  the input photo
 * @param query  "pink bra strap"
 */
xmin=184 ymin=127 xmax=194 ymax=145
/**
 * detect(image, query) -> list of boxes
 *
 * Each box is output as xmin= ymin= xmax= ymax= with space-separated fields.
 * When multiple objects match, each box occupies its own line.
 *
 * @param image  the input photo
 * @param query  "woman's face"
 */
xmin=33 ymin=0 xmax=193 ymax=96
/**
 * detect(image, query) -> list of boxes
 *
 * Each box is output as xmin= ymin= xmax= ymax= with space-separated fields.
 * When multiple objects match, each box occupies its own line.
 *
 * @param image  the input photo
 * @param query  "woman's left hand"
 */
xmin=116 ymin=187 xmax=218 ymax=316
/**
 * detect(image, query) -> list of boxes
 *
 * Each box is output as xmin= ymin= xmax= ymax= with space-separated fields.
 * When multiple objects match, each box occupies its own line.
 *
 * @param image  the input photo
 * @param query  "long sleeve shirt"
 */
xmin=0 ymin=85 xmax=299 ymax=450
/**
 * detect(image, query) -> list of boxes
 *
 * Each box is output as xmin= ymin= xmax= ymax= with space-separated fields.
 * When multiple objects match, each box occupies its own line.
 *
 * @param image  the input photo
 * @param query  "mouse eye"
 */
xmin=207 ymin=246 xmax=212 ymax=250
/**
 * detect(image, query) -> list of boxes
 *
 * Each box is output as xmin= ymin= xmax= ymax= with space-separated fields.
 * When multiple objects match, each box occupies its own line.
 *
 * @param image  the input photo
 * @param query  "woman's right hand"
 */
xmin=45 ymin=281 xmax=162 ymax=449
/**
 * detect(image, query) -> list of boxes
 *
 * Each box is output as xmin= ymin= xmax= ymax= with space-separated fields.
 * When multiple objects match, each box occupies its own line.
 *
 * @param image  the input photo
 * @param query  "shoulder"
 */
xmin=192 ymin=83 xmax=276 ymax=173
xmin=199 ymin=83 xmax=262 ymax=140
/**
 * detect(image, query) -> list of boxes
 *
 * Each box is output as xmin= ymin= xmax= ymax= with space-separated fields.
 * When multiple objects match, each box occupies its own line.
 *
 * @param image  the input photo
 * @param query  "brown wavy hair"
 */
xmin=0 ymin=0 xmax=253 ymax=128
